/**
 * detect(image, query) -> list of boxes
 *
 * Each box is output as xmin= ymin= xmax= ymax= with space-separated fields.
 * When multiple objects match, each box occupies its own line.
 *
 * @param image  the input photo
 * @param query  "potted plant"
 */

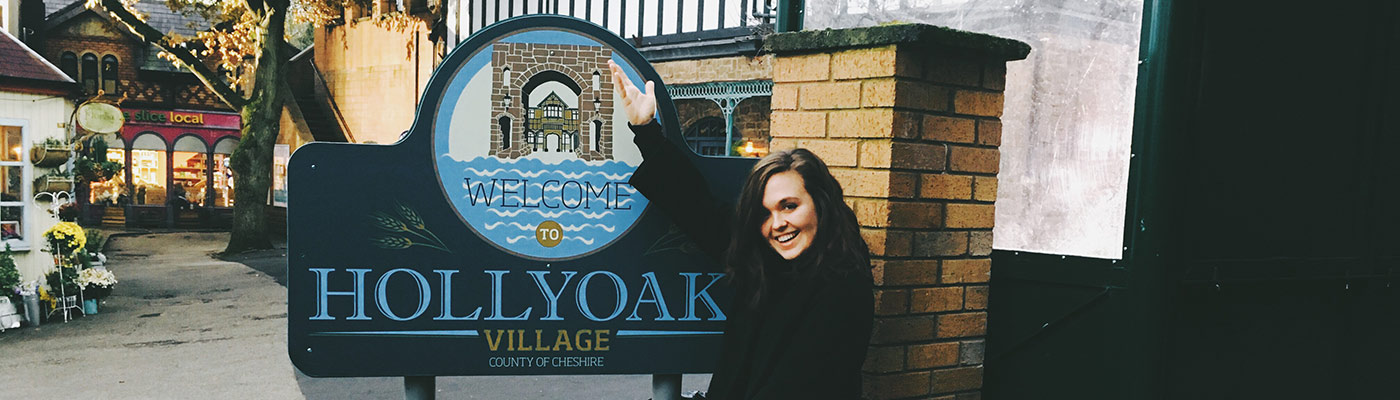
xmin=44 ymin=222 xmax=86 ymax=320
xmin=74 ymin=137 xmax=122 ymax=182
xmin=43 ymin=267 xmax=81 ymax=316
xmin=35 ymin=170 xmax=75 ymax=193
xmin=0 ymin=244 xmax=19 ymax=307
xmin=84 ymin=228 xmax=106 ymax=268
xmin=76 ymin=268 xmax=116 ymax=314
xmin=31 ymin=137 xmax=72 ymax=168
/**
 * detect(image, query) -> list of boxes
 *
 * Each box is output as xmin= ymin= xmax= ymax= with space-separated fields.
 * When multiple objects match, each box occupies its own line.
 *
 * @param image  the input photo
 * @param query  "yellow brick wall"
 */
xmin=652 ymin=55 xmax=772 ymax=85
xmin=770 ymin=44 xmax=1008 ymax=400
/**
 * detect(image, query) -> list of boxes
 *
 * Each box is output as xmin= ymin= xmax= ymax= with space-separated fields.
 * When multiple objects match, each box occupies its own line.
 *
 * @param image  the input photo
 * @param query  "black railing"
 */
xmin=444 ymin=0 xmax=782 ymax=46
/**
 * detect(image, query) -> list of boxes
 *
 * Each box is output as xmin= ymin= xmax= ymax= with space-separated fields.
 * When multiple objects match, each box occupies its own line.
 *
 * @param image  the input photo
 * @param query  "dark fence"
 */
xmin=443 ymin=0 xmax=780 ymax=46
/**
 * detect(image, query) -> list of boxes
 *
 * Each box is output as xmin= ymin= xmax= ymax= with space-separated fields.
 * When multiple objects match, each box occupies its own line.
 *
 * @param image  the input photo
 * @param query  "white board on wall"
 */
xmin=807 ymin=0 xmax=1144 ymax=259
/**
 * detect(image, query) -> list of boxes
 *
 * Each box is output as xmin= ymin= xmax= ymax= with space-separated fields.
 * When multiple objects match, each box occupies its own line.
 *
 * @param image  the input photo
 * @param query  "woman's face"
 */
xmin=760 ymin=170 xmax=819 ymax=260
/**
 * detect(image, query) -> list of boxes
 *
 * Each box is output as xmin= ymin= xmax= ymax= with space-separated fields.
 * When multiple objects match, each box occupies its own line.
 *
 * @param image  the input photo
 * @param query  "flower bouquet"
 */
xmin=44 ymin=222 xmax=86 ymax=258
xmin=77 ymin=268 xmax=117 ymax=299
xmin=44 ymin=222 xmax=87 ymax=319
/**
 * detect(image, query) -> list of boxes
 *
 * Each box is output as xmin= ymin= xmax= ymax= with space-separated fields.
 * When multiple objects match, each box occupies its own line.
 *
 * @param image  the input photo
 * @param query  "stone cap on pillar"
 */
xmin=763 ymin=23 xmax=1031 ymax=62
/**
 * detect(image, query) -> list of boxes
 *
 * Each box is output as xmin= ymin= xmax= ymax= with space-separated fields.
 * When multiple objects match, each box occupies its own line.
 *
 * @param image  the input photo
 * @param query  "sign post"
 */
xmin=405 ymin=376 xmax=434 ymax=400
xmin=288 ymin=15 xmax=757 ymax=395
xmin=654 ymin=374 xmax=681 ymax=400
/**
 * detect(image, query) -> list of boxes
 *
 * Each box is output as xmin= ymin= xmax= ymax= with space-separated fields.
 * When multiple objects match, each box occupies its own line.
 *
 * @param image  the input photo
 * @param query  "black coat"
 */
xmin=628 ymin=122 xmax=874 ymax=400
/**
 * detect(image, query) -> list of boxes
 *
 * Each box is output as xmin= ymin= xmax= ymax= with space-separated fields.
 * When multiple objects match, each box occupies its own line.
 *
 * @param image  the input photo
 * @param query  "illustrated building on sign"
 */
xmin=490 ymin=42 xmax=614 ymax=160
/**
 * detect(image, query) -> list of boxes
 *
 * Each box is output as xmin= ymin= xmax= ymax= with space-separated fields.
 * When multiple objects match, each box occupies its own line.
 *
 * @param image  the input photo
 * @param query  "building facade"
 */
xmin=489 ymin=42 xmax=614 ymax=161
xmin=0 ymin=23 xmax=78 ymax=283
xmin=31 ymin=0 xmax=241 ymax=227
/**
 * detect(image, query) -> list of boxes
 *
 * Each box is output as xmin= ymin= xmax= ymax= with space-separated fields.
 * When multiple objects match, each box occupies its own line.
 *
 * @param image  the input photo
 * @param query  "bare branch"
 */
xmin=244 ymin=0 xmax=265 ymax=15
xmin=97 ymin=0 xmax=249 ymax=109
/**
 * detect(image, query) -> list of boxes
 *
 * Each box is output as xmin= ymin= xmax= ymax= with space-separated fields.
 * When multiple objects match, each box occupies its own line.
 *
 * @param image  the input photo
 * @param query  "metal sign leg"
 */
xmin=652 ymin=374 xmax=681 ymax=400
xmin=405 ymin=376 xmax=435 ymax=400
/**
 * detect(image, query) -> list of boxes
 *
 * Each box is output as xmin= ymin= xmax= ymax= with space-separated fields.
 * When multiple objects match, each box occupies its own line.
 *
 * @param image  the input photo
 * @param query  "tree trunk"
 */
xmin=223 ymin=4 xmax=288 ymax=254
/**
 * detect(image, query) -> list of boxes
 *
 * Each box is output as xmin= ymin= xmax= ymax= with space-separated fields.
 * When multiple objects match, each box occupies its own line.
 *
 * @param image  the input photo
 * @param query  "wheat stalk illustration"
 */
xmin=397 ymin=201 xmax=446 ymax=246
xmin=372 ymin=236 xmax=413 ymax=250
xmin=371 ymin=212 xmax=409 ymax=232
xmin=397 ymin=202 xmax=425 ymax=230
xmin=368 ymin=202 xmax=451 ymax=253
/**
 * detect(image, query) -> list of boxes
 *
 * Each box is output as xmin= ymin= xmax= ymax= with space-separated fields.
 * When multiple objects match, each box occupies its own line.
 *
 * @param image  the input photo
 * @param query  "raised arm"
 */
xmin=612 ymin=61 xmax=733 ymax=260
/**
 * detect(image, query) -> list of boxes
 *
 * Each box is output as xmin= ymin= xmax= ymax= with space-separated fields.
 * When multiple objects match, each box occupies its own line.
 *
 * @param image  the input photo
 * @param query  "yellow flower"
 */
xmin=43 ymin=222 xmax=86 ymax=253
xmin=39 ymin=287 xmax=55 ymax=308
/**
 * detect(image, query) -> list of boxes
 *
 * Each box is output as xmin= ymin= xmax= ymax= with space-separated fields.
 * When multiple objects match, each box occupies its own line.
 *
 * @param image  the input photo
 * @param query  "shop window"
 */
xmin=130 ymin=149 xmax=167 ymax=205
xmin=101 ymin=55 xmax=119 ymax=94
xmin=0 ymin=124 xmax=25 ymax=244
xmin=88 ymin=135 xmax=127 ymax=205
xmin=88 ymin=149 xmax=125 ymax=204
xmin=171 ymin=151 xmax=205 ymax=208
xmin=81 ymin=53 xmax=98 ymax=94
xmin=59 ymin=52 xmax=77 ymax=79
xmin=212 ymin=154 xmax=234 ymax=207
xmin=212 ymin=138 xmax=236 ymax=207
xmin=172 ymin=135 xmax=209 ymax=210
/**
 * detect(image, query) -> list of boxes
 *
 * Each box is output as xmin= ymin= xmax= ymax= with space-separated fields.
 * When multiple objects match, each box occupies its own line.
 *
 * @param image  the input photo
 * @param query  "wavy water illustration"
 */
xmin=440 ymin=156 xmax=649 ymax=259
xmin=463 ymin=167 xmax=634 ymax=181
xmin=484 ymin=221 xmax=536 ymax=231
xmin=561 ymin=223 xmax=617 ymax=233
xmin=502 ymin=235 xmax=596 ymax=246
xmin=572 ymin=210 xmax=617 ymax=219
xmin=484 ymin=208 xmax=616 ymax=219
xmin=563 ymin=236 xmax=597 ymax=245
xmin=483 ymin=221 xmax=619 ymax=234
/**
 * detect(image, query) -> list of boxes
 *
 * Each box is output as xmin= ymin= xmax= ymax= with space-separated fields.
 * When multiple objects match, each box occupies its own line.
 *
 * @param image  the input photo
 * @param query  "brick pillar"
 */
xmin=766 ymin=25 xmax=1028 ymax=400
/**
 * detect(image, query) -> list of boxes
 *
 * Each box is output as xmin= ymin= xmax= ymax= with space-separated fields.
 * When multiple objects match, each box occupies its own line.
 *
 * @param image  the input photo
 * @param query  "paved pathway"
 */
xmin=0 ymin=232 xmax=301 ymax=399
xmin=0 ymin=232 xmax=710 ymax=399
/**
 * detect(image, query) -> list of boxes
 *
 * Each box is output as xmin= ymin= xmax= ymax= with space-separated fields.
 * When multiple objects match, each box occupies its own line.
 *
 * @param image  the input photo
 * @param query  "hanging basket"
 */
xmin=31 ymin=145 xmax=72 ymax=167
xmin=34 ymin=175 xmax=74 ymax=193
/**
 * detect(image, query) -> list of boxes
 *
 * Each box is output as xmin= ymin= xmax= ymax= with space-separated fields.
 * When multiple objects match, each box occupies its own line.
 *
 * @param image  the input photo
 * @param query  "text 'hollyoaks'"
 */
xmin=307 ymin=268 xmax=727 ymax=322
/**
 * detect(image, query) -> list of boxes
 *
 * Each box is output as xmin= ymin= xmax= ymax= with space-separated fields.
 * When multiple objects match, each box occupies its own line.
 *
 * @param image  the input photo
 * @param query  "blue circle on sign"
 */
xmin=433 ymin=24 xmax=654 ymax=260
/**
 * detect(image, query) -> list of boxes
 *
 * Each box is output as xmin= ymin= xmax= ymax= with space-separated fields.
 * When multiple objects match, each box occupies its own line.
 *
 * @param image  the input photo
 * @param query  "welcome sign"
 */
xmin=287 ymin=16 xmax=757 ymax=377
xmin=438 ymin=35 xmax=647 ymax=260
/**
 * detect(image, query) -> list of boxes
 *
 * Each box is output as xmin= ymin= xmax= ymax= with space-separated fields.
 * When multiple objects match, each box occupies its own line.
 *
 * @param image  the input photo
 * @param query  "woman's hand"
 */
xmin=609 ymin=59 xmax=656 ymax=126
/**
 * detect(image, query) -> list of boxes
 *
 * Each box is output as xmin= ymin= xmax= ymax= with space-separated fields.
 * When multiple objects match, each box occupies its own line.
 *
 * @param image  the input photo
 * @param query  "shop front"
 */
xmin=84 ymin=108 xmax=240 ymax=228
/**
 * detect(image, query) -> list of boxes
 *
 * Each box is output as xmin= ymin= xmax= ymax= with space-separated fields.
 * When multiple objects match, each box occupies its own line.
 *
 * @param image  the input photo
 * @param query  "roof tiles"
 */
xmin=45 ymin=0 xmax=214 ymax=72
xmin=0 ymin=29 xmax=75 ymax=83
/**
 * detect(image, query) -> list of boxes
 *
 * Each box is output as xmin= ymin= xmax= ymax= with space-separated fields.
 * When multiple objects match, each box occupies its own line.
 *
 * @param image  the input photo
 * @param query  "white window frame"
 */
xmin=0 ymin=118 xmax=32 ymax=251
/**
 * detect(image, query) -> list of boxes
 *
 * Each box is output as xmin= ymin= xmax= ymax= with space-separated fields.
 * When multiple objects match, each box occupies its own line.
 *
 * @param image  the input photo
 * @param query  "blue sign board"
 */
xmin=287 ymin=16 xmax=756 ymax=376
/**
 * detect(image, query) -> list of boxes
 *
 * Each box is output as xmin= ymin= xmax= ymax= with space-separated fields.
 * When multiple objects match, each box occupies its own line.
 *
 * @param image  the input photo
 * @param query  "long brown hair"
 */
xmin=724 ymin=148 xmax=871 ymax=308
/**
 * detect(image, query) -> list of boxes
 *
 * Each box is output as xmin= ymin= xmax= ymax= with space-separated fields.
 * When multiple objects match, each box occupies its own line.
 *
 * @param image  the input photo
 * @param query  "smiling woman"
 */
xmin=760 ymin=171 xmax=817 ymax=260
xmin=615 ymin=60 xmax=874 ymax=399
